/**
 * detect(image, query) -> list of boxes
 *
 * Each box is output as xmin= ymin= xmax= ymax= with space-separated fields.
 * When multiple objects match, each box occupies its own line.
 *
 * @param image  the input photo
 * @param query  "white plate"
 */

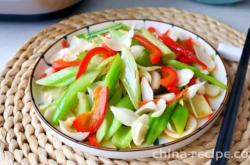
xmin=30 ymin=19 xmax=229 ymax=159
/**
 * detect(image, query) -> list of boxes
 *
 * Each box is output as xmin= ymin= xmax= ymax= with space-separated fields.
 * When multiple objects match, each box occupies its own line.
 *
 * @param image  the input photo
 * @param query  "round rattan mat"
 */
xmin=0 ymin=7 xmax=249 ymax=165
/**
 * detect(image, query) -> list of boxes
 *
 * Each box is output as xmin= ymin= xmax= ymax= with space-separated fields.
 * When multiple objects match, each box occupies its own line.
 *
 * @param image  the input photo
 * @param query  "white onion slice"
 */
xmin=132 ymin=114 xmax=149 ymax=146
xmin=155 ymin=93 xmax=176 ymax=102
xmin=59 ymin=118 xmax=89 ymax=141
xmin=151 ymin=71 xmax=161 ymax=90
xmin=110 ymin=106 xmax=139 ymax=126
xmin=165 ymin=115 xmax=197 ymax=139
xmin=177 ymin=69 xmax=194 ymax=87
xmin=184 ymin=82 xmax=206 ymax=99
xmin=141 ymin=77 xmax=154 ymax=101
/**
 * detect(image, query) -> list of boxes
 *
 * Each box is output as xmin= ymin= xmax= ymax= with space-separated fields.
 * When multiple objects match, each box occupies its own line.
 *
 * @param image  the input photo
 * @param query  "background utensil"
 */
xmin=212 ymin=29 xmax=250 ymax=165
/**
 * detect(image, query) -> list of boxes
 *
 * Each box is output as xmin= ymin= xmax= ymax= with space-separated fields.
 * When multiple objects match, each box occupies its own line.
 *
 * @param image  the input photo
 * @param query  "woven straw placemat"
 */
xmin=0 ymin=7 xmax=249 ymax=165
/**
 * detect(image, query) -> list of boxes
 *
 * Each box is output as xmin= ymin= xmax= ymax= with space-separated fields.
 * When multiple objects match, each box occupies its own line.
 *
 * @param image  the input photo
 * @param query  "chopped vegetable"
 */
xmin=72 ymin=86 xmax=108 ymax=133
xmin=131 ymin=114 xmax=149 ymax=146
xmin=140 ymin=28 xmax=174 ymax=58
xmin=96 ymin=110 xmax=113 ymax=142
xmin=121 ymin=48 xmax=141 ymax=108
xmin=112 ymin=126 xmax=132 ymax=148
xmin=88 ymin=134 xmax=100 ymax=147
xmin=160 ymin=33 xmax=207 ymax=69
xmin=145 ymin=102 xmax=177 ymax=144
xmin=133 ymin=34 xmax=162 ymax=64
xmin=106 ymin=96 xmax=134 ymax=139
xmin=171 ymin=104 xmax=189 ymax=134
xmin=78 ymin=23 xmax=129 ymax=39
xmin=160 ymin=66 xmax=179 ymax=94
xmin=185 ymin=95 xmax=212 ymax=118
xmin=110 ymin=106 xmax=139 ymax=126
xmin=59 ymin=118 xmax=89 ymax=141
xmin=74 ymin=92 xmax=91 ymax=115
xmin=52 ymin=71 xmax=99 ymax=125
xmin=36 ymin=67 xmax=78 ymax=87
xmin=104 ymin=55 xmax=122 ymax=97
xmin=165 ymin=60 xmax=226 ymax=89
xmin=76 ymin=47 xmax=115 ymax=79
xmin=52 ymin=59 xmax=80 ymax=72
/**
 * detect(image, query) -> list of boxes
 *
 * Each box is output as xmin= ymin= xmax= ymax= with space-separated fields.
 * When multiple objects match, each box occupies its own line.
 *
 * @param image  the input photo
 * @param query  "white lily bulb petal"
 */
xmin=194 ymin=44 xmax=216 ymax=72
xmin=102 ymin=26 xmax=134 ymax=51
xmin=139 ymin=69 xmax=152 ymax=83
xmin=205 ymin=84 xmax=221 ymax=97
xmin=136 ymin=101 xmax=158 ymax=115
xmin=132 ymin=114 xmax=149 ymax=146
xmin=155 ymin=93 xmax=176 ymax=102
xmin=59 ymin=118 xmax=89 ymax=141
xmin=141 ymin=77 xmax=154 ymax=101
xmin=138 ymin=65 xmax=162 ymax=72
xmin=167 ymin=122 xmax=176 ymax=133
xmin=131 ymin=45 xmax=145 ymax=59
xmin=121 ymin=25 xmax=135 ymax=48
xmin=151 ymin=99 xmax=167 ymax=117
xmin=56 ymin=37 xmax=93 ymax=61
xmin=151 ymin=71 xmax=161 ymax=90
xmin=185 ymin=82 xmax=206 ymax=99
xmin=103 ymin=37 xmax=123 ymax=51
xmin=111 ymin=106 xmax=139 ymax=126
xmin=177 ymin=69 xmax=194 ymax=87
xmin=165 ymin=115 xmax=197 ymax=139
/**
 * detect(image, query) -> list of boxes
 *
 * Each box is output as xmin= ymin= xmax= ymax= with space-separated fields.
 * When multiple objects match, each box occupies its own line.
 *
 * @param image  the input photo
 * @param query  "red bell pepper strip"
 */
xmin=52 ymin=59 xmax=80 ymax=72
xmin=87 ymin=134 xmax=100 ymax=147
xmin=179 ymin=38 xmax=195 ymax=54
xmin=61 ymin=39 xmax=69 ymax=48
xmin=160 ymin=66 xmax=179 ymax=94
xmin=75 ymin=47 xmax=114 ymax=79
xmin=160 ymin=33 xmax=207 ymax=69
xmin=133 ymin=34 xmax=162 ymax=64
xmin=73 ymin=86 xmax=108 ymax=133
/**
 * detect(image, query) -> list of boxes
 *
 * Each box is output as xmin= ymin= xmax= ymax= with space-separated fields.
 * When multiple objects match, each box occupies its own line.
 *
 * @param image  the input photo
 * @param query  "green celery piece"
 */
xmin=96 ymin=110 xmax=113 ymax=143
xmin=109 ymin=87 xmax=122 ymax=106
xmin=41 ymin=92 xmax=65 ymax=123
xmin=121 ymin=48 xmax=141 ymax=109
xmin=52 ymin=71 xmax=100 ymax=125
xmin=165 ymin=60 xmax=227 ymax=89
xmin=104 ymin=55 xmax=122 ymax=97
xmin=74 ymin=92 xmax=91 ymax=115
xmin=105 ymin=95 xmax=134 ymax=140
xmin=77 ymin=23 xmax=129 ymax=39
xmin=145 ymin=103 xmax=177 ymax=144
xmin=112 ymin=125 xmax=132 ymax=148
xmin=36 ymin=67 xmax=78 ymax=87
xmin=140 ymin=28 xmax=175 ymax=59
xmin=135 ymin=49 xmax=152 ymax=66
xmin=171 ymin=104 xmax=189 ymax=135
xmin=55 ymin=76 xmax=75 ymax=87
xmin=109 ymin=29 xmax=124 ymax=38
